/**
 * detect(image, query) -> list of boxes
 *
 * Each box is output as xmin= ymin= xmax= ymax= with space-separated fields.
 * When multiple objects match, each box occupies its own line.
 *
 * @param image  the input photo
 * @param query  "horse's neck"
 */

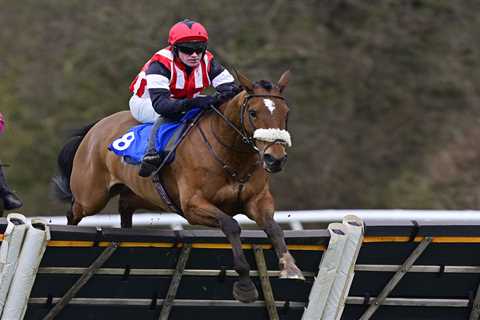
xmin=210 ymin=94 xmax=256 ymax=161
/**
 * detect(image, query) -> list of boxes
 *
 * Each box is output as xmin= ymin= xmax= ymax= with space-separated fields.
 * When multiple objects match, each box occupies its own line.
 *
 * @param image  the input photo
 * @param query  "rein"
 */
xmin=151 ymin=93 xmax=288 ymax=213
xmin=209 ymin=119 xmax=251 ymax=154
xmin=198 ymin=122 xmax=260 ymax=207
xmin=208 ymin=93 xmax=287 ymax=153
xmin=197 ymin=93 xmax=287 ymax=204
xmin=197 ymin=124 xmax=260 ymax=183
xmin=208 ymin=102 xmax=257 ymax=151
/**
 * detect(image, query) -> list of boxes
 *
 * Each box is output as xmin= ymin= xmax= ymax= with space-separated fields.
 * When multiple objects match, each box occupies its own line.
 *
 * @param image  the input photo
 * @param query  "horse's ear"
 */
xmin=277 ymin=70 xmax=290 ymax=93
xmin=235 ymin=70 xmax=254 ymax=92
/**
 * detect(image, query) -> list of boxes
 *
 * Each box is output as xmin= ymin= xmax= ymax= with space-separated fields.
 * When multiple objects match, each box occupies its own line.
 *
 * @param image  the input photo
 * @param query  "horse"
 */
xmin=53 ymin=71 xmax=304 ymax=303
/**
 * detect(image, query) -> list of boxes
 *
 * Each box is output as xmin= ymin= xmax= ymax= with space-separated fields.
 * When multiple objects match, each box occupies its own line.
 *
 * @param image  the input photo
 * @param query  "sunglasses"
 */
xmin=176 ymin=43 xmax=207 ymax=55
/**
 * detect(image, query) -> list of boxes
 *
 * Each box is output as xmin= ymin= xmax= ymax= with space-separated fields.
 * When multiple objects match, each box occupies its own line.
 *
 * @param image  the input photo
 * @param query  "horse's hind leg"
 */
xmin=67 ymin=185 xmax=111 ymax=226
xmin=66 ymin=198 xmax=107 ymax=226
xmin=118 ymin=190 xmax=138 ymax=228
xmin=118 ymin=189 xmax=159 ymax=228
xmin=66 ymin=206 xmax=76 ymax=225
xmin=67 ymin=201 xmax=88 ymax=225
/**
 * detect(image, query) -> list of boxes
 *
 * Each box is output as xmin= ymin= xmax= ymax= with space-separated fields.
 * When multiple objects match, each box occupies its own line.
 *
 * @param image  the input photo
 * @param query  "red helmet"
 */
xmin=168 ymin=19 xmax=208 ymax=45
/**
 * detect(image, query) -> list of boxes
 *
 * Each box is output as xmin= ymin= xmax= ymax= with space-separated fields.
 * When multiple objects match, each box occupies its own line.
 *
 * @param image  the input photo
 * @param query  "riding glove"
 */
xmin=188 ymin=95 xmax=218 ymax=110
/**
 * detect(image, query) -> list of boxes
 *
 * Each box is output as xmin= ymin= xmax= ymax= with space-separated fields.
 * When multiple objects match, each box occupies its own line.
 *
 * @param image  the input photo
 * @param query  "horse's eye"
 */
xmin=249 ymin=110 xmax=257 ymax=118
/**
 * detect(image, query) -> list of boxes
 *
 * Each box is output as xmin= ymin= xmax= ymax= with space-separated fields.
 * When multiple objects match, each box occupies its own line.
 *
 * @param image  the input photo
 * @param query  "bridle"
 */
xmin=208 ymin=93 xmax=288 ymax=154
xmin=196 ymin=92 xmax=289 ymax=207
xmin=152 ymin=92 xmax=290 ymax=215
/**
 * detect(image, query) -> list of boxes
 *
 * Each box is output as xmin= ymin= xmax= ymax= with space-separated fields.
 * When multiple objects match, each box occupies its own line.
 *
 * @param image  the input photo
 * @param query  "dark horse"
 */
xmin=53 ymin=71 xmax=304 ymax=303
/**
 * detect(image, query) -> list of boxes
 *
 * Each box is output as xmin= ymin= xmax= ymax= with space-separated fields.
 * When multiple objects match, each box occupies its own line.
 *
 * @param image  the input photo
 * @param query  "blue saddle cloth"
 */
xmin=108 ymin=108 xmax=202 ymax=165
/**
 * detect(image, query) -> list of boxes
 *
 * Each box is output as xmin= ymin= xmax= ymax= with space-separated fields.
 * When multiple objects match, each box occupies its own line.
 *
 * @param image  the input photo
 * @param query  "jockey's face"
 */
xmin=178 ymin=50 xmax=201 ymax=67
xmin=176 ymin=41 xmax=206 ymax=68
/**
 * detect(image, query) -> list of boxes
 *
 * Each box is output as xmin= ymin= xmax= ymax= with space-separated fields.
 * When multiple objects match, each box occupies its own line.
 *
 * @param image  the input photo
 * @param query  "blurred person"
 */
xmin=129 ymin=18 xmax=240 ymax=177
xmin=0 ymin=112 xmax=23 ymax=211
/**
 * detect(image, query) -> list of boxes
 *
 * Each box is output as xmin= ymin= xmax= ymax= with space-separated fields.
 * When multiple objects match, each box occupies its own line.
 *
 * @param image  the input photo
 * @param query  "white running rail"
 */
xmin=29 ymin=210 xmax=480 ymax=230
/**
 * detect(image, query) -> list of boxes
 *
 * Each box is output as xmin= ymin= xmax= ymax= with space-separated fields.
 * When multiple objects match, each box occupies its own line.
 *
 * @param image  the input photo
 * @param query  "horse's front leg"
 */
xmin=247 ymin=193 xmax=304 ymax=280
xmin=183 ymin=199 xmax=258 ymax=303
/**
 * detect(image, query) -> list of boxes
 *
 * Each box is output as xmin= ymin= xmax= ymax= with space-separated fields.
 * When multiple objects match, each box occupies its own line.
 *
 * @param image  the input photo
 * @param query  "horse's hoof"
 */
xmin=279 ymin=267 xmax=305 ymax=281
xmin=233 ymin=281 xmax=258 ymax=303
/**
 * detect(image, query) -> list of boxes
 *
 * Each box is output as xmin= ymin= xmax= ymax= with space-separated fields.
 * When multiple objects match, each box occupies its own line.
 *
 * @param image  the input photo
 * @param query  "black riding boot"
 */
xmin=0 ymin=165 xmax=23 ymax=210
xmin=138 ymin=117 xmax=168 ymax=177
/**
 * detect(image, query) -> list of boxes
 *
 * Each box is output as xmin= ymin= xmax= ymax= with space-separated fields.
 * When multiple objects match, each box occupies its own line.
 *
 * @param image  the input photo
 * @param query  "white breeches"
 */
xmin=129 ymin=95 xmax=160 ymax=123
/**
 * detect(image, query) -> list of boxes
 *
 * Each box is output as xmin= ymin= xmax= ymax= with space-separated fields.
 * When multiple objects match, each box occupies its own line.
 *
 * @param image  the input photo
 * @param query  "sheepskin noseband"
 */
xmin=253 ymin=128 xmax=292 ymax=147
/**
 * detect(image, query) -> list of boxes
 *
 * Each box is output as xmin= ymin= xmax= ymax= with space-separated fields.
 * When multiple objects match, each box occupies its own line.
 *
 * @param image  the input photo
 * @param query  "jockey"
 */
xmin=0 ymin=112 xmax=23 ymax=211
xmin=129 ymin=19 xmax=240 ymax=177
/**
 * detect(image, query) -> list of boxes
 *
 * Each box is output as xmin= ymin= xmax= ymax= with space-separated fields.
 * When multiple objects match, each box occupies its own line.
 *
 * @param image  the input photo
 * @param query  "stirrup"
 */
xmin=138 ymin=161 xmax=159 ymax=177
xmin=138 ymin=153 xmax=164 ymax=177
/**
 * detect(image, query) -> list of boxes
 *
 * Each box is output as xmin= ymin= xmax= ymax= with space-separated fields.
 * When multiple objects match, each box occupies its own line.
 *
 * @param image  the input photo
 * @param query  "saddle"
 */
xmin=108 ymin=108 xmax=203 ymax=166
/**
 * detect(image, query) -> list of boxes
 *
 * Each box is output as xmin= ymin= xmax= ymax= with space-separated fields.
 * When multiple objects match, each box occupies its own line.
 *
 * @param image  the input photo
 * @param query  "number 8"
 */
xmin=112 ymin=131 xmax=135 ymax=151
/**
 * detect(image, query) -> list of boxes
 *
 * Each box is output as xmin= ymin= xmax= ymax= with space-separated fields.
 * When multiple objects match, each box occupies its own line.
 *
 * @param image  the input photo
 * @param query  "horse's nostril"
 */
xmin=264 ymin=154 xmax=286 ymax=167
xmin=264 ymin=154 xmax=275 ymax=165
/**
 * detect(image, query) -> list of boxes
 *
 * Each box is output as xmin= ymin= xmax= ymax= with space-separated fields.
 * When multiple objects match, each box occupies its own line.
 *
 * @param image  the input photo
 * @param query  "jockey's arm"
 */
xmin=209 ymin=59 xmax=241 ymax=103
xmin=146 ymin=62 xmax=190 ymax=119
xmin=146 ymin=59 xmax=240 ymax=119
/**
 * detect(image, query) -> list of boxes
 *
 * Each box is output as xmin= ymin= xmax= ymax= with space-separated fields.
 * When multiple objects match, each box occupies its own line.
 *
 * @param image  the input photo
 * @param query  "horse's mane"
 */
xmin=253 ymin=80 xmax=274 ymax=90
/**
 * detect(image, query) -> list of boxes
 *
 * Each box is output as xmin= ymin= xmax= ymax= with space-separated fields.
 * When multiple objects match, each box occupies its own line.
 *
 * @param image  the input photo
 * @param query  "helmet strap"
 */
xmin=172 ymin=45 xmax=179 ymax=57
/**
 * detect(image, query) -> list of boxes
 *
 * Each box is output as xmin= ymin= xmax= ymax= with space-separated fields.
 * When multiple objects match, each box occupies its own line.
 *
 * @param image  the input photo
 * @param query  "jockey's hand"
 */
xmin=232 ymin=84 xmax=243 ymax=95
xmin=188 ymin=95 xmax=217 ymax=109
xmin=216 ymin=87 xmax=241 ymax=105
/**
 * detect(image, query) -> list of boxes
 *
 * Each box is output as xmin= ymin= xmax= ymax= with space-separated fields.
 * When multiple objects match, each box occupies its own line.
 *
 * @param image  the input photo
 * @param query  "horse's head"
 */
xmin=236 ymin=71 xmax=291 ymax=173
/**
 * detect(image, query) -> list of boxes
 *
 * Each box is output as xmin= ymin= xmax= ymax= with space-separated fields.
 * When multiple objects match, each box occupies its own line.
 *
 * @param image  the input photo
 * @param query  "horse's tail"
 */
xmin=52 ymin=122 xmax=98 ymax=202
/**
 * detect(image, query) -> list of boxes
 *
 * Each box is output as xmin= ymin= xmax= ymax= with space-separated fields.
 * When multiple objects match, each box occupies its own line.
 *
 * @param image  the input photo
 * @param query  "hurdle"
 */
xmin=2 ymin=211 xmax=480 ymax=319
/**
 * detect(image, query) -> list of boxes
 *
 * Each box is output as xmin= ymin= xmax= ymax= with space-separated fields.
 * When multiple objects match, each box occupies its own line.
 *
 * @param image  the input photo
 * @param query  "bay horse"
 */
xmin=53 ymin=71 xmax=304 ymax=303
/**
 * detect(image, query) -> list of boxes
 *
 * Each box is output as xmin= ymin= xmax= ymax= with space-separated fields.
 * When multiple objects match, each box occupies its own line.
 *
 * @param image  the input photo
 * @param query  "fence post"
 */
xmin=302 ymin=215 xmax=364 ymax=320
xmin=2 ymin=218 xmax=50 ymax=320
